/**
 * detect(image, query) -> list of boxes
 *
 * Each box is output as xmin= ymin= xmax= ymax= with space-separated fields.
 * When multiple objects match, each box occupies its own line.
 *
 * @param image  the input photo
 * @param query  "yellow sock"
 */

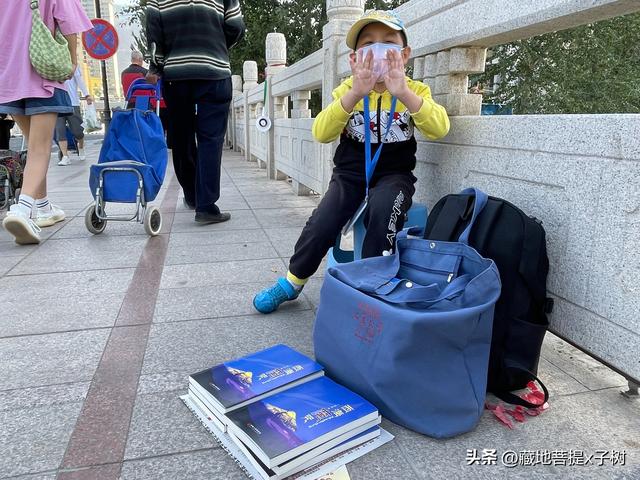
xmin=286 ymin=271 xmax=308 ymax=288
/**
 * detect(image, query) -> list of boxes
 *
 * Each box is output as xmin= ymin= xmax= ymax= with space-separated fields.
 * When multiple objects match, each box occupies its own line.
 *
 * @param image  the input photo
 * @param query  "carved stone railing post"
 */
xmin=291 ymin=90 xmax=311 ymax=119
xmin=412 ymin=57 xmax=425 ymax=82
xmin=428 ymin=47 xmax=486 ymax=116
xmin=321 ymin=0 xmax=365 ymax=193
xmin=423 ymin=53 xmax=438 ymax=97
xmin=242 ymin=61 xmax=258 ymax=161
xmin=265 ymin=32 xmax=288 ymax=179
xmin=230 ymin=74 xmax=242 ymax=151
xmin=289 ymin=90 xmax=313 ymax=195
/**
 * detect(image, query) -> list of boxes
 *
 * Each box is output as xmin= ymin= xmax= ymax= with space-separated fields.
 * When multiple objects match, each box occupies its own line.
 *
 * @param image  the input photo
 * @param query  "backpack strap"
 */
xmin=493 ymin=366 xmax=549 ymax=409
xmin=468 ymin=198 xmax=502 ymax=252
xmin=427 ymin=195 xmax=470 ymax=240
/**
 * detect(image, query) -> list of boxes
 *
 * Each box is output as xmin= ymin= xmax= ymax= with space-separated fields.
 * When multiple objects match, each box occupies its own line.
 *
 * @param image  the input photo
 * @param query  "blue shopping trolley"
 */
xmin=85 ymin=79 xmax=168 ymax=236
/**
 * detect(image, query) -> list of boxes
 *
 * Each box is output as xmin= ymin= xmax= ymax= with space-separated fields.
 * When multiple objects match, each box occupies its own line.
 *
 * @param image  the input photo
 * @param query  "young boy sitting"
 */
xmin=253 ymin=10 xmax=450 ymax=313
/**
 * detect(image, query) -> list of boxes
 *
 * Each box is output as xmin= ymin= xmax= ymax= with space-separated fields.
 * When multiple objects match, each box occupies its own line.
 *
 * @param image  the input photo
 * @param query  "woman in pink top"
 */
xmin=0 ymin=0 xmax=92 ymax=245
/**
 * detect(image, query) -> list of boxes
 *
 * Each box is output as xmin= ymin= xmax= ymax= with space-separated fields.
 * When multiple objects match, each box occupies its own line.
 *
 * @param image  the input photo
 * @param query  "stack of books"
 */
xmin=181 ymin=344 xmax=392 ymax=480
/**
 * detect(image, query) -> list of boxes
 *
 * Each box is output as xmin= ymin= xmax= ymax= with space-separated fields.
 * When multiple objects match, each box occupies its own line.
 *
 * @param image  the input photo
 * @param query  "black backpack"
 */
xmin=423 ymin=191 xmax=553 ymax=408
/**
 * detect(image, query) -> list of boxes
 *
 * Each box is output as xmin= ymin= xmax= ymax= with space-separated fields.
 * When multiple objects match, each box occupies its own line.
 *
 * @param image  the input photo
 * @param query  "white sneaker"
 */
xmin=78 ymin=149 xmax=86 ymax=161
xmin=2 ymin=205 xmax=41 ymax=244
xmin=35 ymin=204 xmax=66 ymax=227
xmin=58 ymin=155 xmax=71 ymax=166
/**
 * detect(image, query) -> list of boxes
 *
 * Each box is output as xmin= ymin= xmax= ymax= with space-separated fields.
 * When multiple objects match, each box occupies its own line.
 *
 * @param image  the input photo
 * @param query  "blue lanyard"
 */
xmin=363 ymin=95 xmax=397 ymax=197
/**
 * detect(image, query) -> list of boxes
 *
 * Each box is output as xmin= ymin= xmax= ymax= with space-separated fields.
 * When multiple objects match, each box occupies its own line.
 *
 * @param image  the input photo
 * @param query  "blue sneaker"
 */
xmin=253 ymin=277 xmax=300 ymax=314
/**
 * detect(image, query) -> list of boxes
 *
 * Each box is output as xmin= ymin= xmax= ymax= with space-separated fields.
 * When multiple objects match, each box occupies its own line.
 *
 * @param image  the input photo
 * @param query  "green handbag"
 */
xmin=29 ymin=0 xmax=74 ymax=82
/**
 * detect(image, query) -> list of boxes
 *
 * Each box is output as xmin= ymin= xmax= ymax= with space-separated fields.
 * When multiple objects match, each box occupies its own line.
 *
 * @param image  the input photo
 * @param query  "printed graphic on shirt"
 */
xmin=345 ymin=109 xmax=413 ymax=144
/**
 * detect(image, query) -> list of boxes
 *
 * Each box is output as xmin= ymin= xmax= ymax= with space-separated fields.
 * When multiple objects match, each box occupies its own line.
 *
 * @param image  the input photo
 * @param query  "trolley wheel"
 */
xmin=85 ymin=205 xmax=106 ymax=235
xmin=144 ymin=206 xmax=162 ymax=236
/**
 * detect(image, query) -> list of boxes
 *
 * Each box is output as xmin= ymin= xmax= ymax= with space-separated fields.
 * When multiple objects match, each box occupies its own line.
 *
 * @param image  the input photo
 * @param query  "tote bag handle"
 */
xmin=457 ymin=187 xmax=488 ymax=245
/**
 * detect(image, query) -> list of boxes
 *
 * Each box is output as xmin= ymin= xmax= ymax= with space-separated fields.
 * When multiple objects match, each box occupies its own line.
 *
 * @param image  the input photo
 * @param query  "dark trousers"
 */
xmin=163 ymin=78 xmax=232 ymax=213
xmin=289 ymin=170 xmax=415 ymax=279
xmin=0 ymin=116 xmax=13 ymax=150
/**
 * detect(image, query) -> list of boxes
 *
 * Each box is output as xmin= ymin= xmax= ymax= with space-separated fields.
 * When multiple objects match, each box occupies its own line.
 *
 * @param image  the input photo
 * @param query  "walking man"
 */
xmin=145 ymin=0 xmax=245 ymax=224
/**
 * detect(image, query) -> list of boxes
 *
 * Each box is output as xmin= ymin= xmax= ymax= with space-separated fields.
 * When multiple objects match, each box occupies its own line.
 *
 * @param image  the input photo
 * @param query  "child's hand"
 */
xmin=349 ymin=49 xmax=378 ymax=99
xmin=383 ymin=49 xmax=409 ymax=98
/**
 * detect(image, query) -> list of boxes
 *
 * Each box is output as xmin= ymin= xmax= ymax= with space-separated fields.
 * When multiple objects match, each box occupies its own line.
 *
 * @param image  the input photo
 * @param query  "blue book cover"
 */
xmin=226 ymin=376 xmax=378 ymax=464
xmin=190 ymin=344 xmax=323 ymax=410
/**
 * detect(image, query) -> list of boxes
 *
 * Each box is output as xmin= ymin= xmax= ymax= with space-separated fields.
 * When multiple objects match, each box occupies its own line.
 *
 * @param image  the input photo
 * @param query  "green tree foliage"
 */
xmin=478 ymin=13 xmax=640 ymax=114
xmin=366 ymin=0 xmax=407 ymax=10
xmin=124 ymin=1 xmax=408 ymax=76
xmin=121 ymin=0 xmax=149 ymax=57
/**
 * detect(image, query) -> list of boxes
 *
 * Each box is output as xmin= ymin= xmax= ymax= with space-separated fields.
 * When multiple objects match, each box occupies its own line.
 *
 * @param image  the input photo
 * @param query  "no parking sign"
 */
xmin=82 ymin=19 xmax=119 ymax=60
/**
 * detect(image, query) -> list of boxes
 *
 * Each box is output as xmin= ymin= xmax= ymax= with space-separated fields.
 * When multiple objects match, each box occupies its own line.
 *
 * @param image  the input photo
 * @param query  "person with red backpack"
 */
xmin=121 ymin=50 xmax=148 ymax=100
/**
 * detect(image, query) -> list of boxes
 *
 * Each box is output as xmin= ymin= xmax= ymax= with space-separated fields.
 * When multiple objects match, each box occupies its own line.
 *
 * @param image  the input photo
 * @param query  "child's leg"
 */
xmin=254 ymin=171 xmax=365 ymax=313
xmin=288 ymin=172 xmax=365 ymax=279
xmin=362 ymin=173 xmax=416 ymax=258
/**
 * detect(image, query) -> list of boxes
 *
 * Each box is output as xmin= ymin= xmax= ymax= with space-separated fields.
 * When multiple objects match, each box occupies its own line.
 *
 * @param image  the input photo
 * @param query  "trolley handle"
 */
xmin=126 ymin=78 xmax=162 ymax=102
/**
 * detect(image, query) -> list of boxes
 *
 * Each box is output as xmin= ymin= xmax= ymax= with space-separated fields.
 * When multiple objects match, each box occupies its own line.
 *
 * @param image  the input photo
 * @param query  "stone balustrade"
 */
xmin=228 ymin=0 xmax=640 ymax=387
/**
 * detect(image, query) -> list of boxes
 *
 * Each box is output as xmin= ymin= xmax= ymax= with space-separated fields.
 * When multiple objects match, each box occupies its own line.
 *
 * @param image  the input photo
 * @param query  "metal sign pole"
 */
xmin=94 ymin=0 xmax=112 ymax=131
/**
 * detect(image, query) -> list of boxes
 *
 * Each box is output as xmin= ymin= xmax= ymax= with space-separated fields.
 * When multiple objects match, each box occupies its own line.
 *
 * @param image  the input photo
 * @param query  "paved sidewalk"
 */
xmin=0 ymin=139 xmax=638 ymax=480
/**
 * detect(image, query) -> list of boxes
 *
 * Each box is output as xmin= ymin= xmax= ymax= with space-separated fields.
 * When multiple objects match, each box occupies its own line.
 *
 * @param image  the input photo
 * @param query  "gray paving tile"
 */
xmin=142 ymin=310 xmax=316 ymax=375
xmin=168 ymin=229 xmax=265 ymax=248
xmin=170 ymin=210 xmax=260 ymax=232
xmin=119 ymin=449 xmax=247 ymax=480
xmin=55 ymin=204 xmax=93 ymax=218
xmin=164 ymin=241 xmax=279 ymax=266
xmin=0 ymin=268 xmax=134 ymax=295
xmin=263 ymin=226 xmax=303 ymax=258
xmin=124 ymin=391 xmax=216 ymax=460
xmin=0 ymin=329 xmax=110 ymax=390
xmin=347 ymin=435 xmax=421 ymax=480
xmin=385 ymin=386 xmax=640 ymax=480
xmin=0 ymin=382 xmax=89 ymax=413
xmin=137 ymin=371 xmax=188 ymax=396
xmin=50 ymin=215 xmax=152 ymax=238
xmin=0 ymin=241 xmax=37 ymax=257
xmin=536 ymin=357 xmax=589 ymax=397
xmin=0 ymin=255 xmax=25 ymax=276
xmin=0 ymin=292 xmax=124 ymax=337
xmin=301 ymin=276 xmax=326 ymax=310
xmin=231 ymin=178 xmax=279 ymax=188
xmin=3 ymin=472 xmax=58 ymax=480
xmin=236 ymin=183 xmax=298 ymax=196
xmin=154 ymin=282 xmax=310 ymax=322
xmin=0 ymin=269 xmax=133 ymax=336
xmin=160 ymin=258 xmax=287 ymax=290
xmin=0 ymin=400 xmax=83 ymax=478
xmin=541 ymin=333 xmax=627 ymax=390
xmin=245 ymin=194 xmax=320 ymax=210
xmin=8 ymin=236 xmax=147 ymax=275
xmin=216 ymin=195 xmax=250 ymax=211
xmin=255 ymin=206 xmax=317 ymax=228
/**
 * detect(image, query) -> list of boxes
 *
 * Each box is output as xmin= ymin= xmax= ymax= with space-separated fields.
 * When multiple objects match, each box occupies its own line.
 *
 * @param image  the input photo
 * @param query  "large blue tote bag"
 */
xmin=313 ymin=188 xmax=501 ymax=438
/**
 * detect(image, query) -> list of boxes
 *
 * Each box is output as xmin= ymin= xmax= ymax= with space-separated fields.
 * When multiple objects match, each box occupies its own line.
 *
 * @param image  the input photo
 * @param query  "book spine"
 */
xmin=181 ymin=396 xmax=258 ymax=480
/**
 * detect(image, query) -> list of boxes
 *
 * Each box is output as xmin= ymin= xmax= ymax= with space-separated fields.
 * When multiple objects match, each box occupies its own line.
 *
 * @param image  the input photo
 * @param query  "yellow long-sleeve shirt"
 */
xmin=312 ymin=76 xmax=450 ymax=144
